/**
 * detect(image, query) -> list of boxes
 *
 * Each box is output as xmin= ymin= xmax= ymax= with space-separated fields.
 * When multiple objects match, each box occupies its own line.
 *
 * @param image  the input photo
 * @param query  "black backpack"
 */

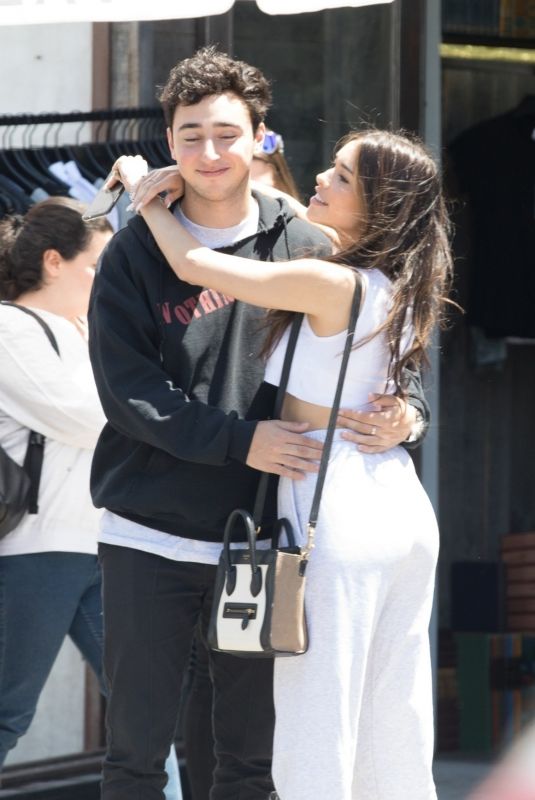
xmin=0 ymin=303 xmax=60 ymax=538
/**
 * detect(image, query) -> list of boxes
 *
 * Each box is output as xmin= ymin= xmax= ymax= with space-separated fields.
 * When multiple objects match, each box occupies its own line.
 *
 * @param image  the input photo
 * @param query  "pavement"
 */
xmin=434 ymin=758 xmax=492 ymax=800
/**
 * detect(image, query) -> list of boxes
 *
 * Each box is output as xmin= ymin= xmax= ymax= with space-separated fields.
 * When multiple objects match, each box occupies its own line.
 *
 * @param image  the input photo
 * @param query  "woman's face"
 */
xmin=57 ymin=230 xmax=111 ymax=316
xmin=306 ymin=140 xmax=363 ymax=241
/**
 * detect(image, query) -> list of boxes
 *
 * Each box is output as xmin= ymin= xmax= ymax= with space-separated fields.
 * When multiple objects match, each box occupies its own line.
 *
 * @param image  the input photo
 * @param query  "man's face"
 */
xmin=167 ymin=92 xmax=264 ymax=205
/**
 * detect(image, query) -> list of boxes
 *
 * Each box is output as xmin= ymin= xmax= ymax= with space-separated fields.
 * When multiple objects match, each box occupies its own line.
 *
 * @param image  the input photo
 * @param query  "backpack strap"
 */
xmin=0 ymin=302 xmax=61 ymax=513
xmin=22 ymin=432 xmax=46 ymax=513
xmin=0 ymin=302 xmax=60 ymax=355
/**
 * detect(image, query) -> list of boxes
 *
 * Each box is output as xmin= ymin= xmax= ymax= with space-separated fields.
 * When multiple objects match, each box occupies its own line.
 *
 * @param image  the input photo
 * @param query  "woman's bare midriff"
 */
xmin=281 ymin=392 xmax=337 ymax=430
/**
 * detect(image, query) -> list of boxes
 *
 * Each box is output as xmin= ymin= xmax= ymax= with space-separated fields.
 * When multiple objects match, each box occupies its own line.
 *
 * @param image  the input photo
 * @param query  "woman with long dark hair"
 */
xmin=112 ymin=128 xmax=453 ymax=800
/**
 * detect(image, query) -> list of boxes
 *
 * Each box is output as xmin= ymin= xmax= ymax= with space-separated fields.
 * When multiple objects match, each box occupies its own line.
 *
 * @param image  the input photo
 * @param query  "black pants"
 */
xmin=181 ymin=632 xmax=216 ymax=800
xmin=99 ymin=544 xmax=275 ymax=800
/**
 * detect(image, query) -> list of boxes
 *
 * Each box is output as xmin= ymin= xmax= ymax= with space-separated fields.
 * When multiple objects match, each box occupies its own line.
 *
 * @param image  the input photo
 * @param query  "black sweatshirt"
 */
xmin=88 ymin=192 xmax=429 ymax=543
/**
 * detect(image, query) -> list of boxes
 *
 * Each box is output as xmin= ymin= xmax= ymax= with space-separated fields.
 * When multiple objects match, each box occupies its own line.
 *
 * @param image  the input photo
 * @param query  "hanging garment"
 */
xmin=448 ymin=102 xmax=535 ymax=338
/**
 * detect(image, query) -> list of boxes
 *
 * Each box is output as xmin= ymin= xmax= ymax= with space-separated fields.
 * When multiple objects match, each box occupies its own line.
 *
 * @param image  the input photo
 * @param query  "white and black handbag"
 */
xmin=208 ymin=279 xmax=362 ymax=657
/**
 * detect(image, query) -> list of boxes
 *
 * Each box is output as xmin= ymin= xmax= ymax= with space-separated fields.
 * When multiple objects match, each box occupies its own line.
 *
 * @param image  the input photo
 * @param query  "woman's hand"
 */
xmin=337 ymin=394 xmax=418 ymax=454
xmin=106 ymin=155 xmax=149 ymax=195
xmin=130 ymin=165 xmax=185 ymax=212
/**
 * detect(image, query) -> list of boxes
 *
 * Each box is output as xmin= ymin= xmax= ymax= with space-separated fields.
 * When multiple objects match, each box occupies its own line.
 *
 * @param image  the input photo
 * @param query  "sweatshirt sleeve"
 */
xmin=0 ymin=312 xmax=105 ymax=449
xmin=88 ymin=235 xmax=257 ymax=467
xmin=402 ymin=365 xmax=430 ymax=450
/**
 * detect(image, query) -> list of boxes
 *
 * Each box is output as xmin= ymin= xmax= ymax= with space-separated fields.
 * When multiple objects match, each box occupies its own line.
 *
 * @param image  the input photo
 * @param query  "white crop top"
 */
xmin=264 ymin=268 xmax=412 ymax=410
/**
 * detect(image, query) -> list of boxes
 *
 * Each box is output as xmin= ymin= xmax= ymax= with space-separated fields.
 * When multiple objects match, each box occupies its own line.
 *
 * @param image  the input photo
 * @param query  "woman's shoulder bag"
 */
xmin=208 ymin=276 xmax=362 ymax=657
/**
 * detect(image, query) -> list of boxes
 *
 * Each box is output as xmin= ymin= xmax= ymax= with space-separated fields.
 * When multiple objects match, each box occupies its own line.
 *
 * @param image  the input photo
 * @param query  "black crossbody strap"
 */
xmin=22 ymin=432 xmax=46 ymax=513
xmin=1 ymin=302 xmax=60 ymax=513
xmin=302 ymin=276 xmax=362 ymax=558
xmin=0 ymin=302 xmax=60 ymax=355
xmin=252 ymin=313 xmax=303 ymax=530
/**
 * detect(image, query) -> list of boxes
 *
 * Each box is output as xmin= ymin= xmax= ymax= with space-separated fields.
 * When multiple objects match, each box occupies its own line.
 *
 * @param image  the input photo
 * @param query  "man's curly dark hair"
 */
xmin=158 ymin=46 xmax=272 ymax=131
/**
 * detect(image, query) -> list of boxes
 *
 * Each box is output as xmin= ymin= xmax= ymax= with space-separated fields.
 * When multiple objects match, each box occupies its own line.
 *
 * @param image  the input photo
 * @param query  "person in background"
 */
xmin=0 ymin=198 xmax=182 ymax=800
xmin=251 ymin=130 xmax=301 ymax=200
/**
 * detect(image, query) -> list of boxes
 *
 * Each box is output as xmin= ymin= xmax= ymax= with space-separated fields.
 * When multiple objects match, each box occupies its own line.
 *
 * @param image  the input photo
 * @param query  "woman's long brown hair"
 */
xmin=262 ymin=129 xmax=454 ymax=394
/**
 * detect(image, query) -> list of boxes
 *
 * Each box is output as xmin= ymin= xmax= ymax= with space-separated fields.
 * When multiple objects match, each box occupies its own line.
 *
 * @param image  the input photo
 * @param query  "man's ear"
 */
xmin=254 ymin=122 xmax=266 ymax=147
xmin=167 ymin=127 xmax=176 ymax=162
xmin=42 ymin=249 xmax=62 ymax=280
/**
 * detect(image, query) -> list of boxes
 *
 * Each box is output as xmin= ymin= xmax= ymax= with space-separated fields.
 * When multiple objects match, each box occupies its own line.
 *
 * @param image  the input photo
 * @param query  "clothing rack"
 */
xmin=0 ymin=107 xmax=165 ymax=147
xmin=0 ymin=107 xmax=170 ymax=221
xmin=0 ymin=108 xmax=163 ymax=125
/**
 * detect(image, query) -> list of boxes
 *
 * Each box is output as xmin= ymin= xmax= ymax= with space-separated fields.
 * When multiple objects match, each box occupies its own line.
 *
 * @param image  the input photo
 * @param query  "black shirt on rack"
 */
xmin=448 ymin=104 xmax=535 ymax=338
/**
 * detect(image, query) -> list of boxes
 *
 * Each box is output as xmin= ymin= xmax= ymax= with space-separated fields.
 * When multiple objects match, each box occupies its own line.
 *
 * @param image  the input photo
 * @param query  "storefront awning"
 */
xmin=0 ymin=0 xmax=394 ymax=25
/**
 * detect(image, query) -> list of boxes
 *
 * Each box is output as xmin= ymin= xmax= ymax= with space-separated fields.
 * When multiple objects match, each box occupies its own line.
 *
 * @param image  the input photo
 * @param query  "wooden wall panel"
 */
xmin=438 ymin=56 xmax=535 ymax=627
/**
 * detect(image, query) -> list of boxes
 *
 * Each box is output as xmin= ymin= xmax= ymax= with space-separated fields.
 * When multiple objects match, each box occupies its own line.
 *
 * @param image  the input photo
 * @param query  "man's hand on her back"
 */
xmin=337 ymin=394 xmax=417 ymax=454
xmin=246 ymin=420 xmax=323 ymax=480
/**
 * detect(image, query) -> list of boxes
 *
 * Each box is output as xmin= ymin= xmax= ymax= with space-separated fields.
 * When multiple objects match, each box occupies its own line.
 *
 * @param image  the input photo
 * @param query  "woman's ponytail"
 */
xmin=0 ymin=215 xmax=30 ymax=301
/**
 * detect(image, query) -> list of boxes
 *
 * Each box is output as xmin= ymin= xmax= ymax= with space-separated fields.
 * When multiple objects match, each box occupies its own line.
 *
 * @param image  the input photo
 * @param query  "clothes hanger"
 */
xmin=137 ymin=117 xmax=171 ymax=168
xmin=70 ymin=116 xmax=112 ymax=181
xmin=1 ymin=119 xmax=69 ymax=195
xmin=0 ymin=124 xmax=34 ymax=192
xmin=6 ymin=120 xmax=64 ymax=192
xmin=55 ymin=118 xmax=101 ymax=182
xmin=20 ymin=120 xmax=72 ymax=192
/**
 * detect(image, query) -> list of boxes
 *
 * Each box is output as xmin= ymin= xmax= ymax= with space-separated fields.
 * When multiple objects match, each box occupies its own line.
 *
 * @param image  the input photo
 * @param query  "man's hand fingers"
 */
xmin=339 ymin=401 xmax=416 ymax=451
xmin=283 ymin=439 xmax=323 ymax=456
xmin=354 ymin=443 xmax=387 ymax=454
xmin=340 ymin=428 xmax=395 ymax=453
xmin=339 ymin=407 xmax=402 ymax=427
xmin=245 ymin=419 xmax=323 ymax=478
xmin=280 ymin=454 xmax=319 ymax=473
xmin=367 ymin=393 xmax=402 ymax=410
xmin=274 ymin=465 xmax=306 ymax=480
xmin=340 ymin=429 xmax=387 ymax=445
xmin=337 ymin=412 xmax=392 ymax=436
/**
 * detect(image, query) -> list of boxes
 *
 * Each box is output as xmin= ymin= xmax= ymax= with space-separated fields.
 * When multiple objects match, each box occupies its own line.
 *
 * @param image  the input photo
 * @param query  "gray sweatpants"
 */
xmin=272 ymin=432 xmax=439 ymax=800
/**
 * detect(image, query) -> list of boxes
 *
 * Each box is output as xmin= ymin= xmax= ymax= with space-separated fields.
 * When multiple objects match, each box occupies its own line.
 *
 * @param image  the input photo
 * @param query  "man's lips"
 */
xmin=197 ymin=167 xmax=229 ymax=177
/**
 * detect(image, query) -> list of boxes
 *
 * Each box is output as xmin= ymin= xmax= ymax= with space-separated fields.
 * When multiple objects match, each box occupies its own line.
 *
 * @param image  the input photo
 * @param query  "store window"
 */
xmin=437 ymin=1 xmax=535 ymax=762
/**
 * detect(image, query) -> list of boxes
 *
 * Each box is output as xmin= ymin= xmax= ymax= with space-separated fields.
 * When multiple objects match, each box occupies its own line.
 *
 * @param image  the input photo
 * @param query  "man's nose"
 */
xmin=201 ymin=139 xmax=219 ymax=161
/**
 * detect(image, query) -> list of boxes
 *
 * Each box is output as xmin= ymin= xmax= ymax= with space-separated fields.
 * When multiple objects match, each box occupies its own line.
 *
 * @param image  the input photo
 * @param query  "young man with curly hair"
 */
xmin=88 ymin=47 xmax=428 ymax=800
